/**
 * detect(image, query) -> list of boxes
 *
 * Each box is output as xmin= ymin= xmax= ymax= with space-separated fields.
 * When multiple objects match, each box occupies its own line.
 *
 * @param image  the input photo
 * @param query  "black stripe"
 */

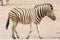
xmin=35 ymin=9 xmax=40 ymax=23
xmin=14 ymin=8 xmax=21 ymax=15
xmin=9 ymin=14 xmax=18 ymax=20
xmin=14 ymin=8 xmax=19 ymax=16
xmin=40 ymin=6 xmax=43 ymax=17
xmin=13 ymin=8 xmax=21 ymax=20
xmin=36 ymin=19 xmax=40 ymax=24
xmin=41 ymin=6 xmax=44 ymax=17
xmin=10 ymin=10 xmax=20 ymax=21
xmin=10 ymin=10 xmax=17 ymax=17
xmin=37 ymin=9 xmax=41 ymax=19
xmin=14 ymin=8 xmax=23 ymax=21
xmin=17 ymin=8 xmax=24 ymax=14
xmin=24 ymin=9 xmax=26 ymax=23
xmin=17 ymin=8 xmax=25 ymax=23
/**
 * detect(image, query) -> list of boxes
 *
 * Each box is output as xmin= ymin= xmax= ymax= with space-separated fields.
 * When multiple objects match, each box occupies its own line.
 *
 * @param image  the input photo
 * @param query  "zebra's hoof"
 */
xmin=26 ymin=37 xmax=29 ymax=39
xmin=12 ymin=36 xmax=16 ymax=39
xmin=39 ymin=36 xmax=43 ymax=39
xmin=26 ymin=36 xmax=29 ymax=39
xmin=17 ymin=36 xmax=19 ymax=39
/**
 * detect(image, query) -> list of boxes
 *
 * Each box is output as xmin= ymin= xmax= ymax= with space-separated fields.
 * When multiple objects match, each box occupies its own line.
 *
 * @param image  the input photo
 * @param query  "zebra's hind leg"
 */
xmin=15 ymin=28 xmax=19 ymax=39
xmin=26 ymin=23 xmax=32 ymax=39
xmin=36 ymin=25 xmax=42 ymax=39
xmin=12 ymin=21 xmax=19 ymax=39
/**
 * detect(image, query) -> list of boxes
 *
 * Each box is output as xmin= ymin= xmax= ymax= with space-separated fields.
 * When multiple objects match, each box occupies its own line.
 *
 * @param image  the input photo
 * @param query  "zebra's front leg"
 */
xmin=26 ymin=23 xmax=32 ymax=39
xmin=36 ymin=25 xmax=42 ymax=39
xmin=12 ymin=21 xmax=19 ymax=39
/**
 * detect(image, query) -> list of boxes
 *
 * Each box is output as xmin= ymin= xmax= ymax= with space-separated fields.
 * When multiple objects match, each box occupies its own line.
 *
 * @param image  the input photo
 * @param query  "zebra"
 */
xmin=6 ymin=3 xmax=56 ymax=39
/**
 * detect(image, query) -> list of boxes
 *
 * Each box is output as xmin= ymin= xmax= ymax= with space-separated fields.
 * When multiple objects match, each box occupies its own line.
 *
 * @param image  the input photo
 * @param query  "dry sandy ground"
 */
xmin=0 ymin=3 xmax=60 ymax=39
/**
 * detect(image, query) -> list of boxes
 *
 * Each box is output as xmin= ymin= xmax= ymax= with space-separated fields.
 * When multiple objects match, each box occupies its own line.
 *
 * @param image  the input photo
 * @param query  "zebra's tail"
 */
xmin=6 ymin=17 xmax=10 ymax=30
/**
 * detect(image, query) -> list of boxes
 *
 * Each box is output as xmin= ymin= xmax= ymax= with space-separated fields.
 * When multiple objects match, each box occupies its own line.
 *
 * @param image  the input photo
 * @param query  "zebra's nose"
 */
xmin=52 ymin=16 xmax=56 ymax=21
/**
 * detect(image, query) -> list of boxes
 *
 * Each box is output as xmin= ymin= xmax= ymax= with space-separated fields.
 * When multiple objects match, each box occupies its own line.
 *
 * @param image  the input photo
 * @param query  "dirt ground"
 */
xmin=0 ymin=1 xmax=60 ymax=39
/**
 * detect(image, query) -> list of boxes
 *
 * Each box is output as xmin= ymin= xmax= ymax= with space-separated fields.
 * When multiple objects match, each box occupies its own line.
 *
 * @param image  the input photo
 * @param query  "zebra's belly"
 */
xmin=19 ymin=19 xmax=31 ymax=24
xmin=19 ymin=16 xmax=32 ymax=24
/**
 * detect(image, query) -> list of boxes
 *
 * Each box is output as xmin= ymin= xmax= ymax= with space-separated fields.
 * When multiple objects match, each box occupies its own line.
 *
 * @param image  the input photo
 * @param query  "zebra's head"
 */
xmin=46 ymin=4 xmax=56 ymax=21
xmin=35 ymin=3 xmax=56 ymax=21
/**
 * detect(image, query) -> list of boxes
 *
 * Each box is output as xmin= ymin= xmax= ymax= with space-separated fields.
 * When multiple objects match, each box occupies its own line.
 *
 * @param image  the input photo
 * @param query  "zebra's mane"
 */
xmin=35 ymin=3 xmax=53 ymax=10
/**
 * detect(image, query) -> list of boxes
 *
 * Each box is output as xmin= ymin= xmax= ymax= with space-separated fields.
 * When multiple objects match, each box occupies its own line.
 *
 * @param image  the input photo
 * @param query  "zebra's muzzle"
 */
xmin=51 ymin=16 xmax=56 ymax=21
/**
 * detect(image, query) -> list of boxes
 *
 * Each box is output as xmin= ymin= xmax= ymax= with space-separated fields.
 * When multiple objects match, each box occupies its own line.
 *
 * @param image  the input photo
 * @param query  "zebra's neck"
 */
xmin=36 ymin=6 xmax=47 ymax=19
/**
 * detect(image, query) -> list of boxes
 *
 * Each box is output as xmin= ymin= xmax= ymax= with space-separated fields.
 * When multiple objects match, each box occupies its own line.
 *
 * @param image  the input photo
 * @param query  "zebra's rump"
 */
xmin=9 ymin=8 xmax=36 ymax=24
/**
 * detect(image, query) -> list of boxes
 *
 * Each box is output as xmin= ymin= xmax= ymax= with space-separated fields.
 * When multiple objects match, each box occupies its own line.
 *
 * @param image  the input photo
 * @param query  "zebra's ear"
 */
xmin=49 ymin=4 xmax=53 ymax=10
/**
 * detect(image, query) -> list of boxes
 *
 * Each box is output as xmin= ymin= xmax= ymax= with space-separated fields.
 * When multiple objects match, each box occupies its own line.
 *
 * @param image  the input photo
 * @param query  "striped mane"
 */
xmin=35 ymin=3 xmax=53 ymax=10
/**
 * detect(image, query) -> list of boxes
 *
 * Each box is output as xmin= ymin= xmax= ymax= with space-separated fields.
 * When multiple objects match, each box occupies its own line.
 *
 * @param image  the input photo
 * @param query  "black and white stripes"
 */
xmin=8 ymin=6 xmax=47 ymax=25
xmin=9 ymin=8 xmax=36 ymax=24
xmin=6 ymin=3 xmax=56 ymax=39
